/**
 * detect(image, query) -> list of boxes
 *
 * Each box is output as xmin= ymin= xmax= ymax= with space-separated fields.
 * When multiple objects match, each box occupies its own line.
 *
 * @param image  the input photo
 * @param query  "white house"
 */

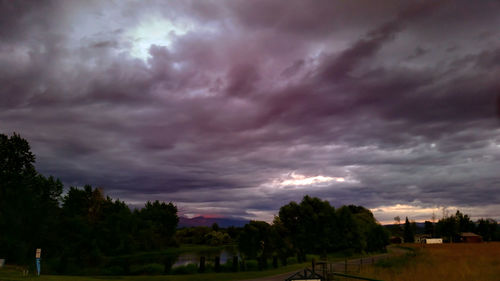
xmin=424 ymin=238 xmax=443 ymax=244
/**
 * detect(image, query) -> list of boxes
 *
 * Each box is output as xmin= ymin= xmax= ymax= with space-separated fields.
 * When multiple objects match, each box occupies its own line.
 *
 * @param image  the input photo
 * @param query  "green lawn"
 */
xmin=0 ymin=247 xmax=392 ymax=281
xmin=0 ymin=263 xmax=309 ymax=281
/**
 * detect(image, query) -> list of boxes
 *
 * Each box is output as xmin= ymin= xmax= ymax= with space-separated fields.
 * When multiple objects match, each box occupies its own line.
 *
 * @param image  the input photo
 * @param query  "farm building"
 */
xmin=415 ymin=234 xmax=431 ymax=243
xmin=424 ymin=238 xmax=443 ymax=244
xmin=460 ymin=232 xmax=482 ymax=243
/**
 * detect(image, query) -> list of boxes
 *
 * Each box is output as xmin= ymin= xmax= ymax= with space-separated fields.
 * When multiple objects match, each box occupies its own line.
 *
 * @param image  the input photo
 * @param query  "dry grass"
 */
xmin=359 ymin=243 xmax=500 ymax=281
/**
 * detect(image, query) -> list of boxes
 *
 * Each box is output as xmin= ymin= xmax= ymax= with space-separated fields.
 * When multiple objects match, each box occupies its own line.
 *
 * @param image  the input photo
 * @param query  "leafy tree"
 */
xmin=211 ymin=223 xmax=220 ymax=232
xmin=270 ymin=217 xmax=294 ymax=265
xmin=226 ymin=226 xmax=242 ymax=241
xmin=277 ymin=200 xmax=305 ymax=260
xmin=136 ymin=200 xmax=178 ymax=250
xmin=175 ymin=226 xmax=212 ymax=244
xmin=96 ymin=197 xmax=136 ymax=255
xmin=204 ymin=230 xmax=231 ymax=246
xmin=238 ymin=221 xmax=273 ymax=260
xmin=336 ymin=206 xmax=363 ymax=253
xmin=436 ymin=215 xmax=459 ymax=242
xmin=366 ymin=224 xmax=390 ymax=252
xmin=403 ymin=217 xmax=415 ymax=243
xmin=0 ymin=133 xmax=62 ymax=264
xmin=455 ymin=210 xmax=475 ymax=233
xmin=424 ymin=221 xmax=434 ymax=236
xmin=476 ymin=218 xmax=498 ymax=241
xmin=278 ymin=196 xmax=341 ymax=259
xmin=435 ymin=210 xmax=475 ymax=242
xmin=0 ymin=133 xmax=180 ymax=273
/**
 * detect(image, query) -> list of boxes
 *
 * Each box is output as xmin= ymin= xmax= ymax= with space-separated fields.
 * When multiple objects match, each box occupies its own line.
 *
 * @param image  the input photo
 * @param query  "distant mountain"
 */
xmin=383 ymin=222 xmax=426 ymax=228
xmin=178 ymin=216 xmax=249 ymax=228
xmin=383 ymin=222 xmax=427 ymax=234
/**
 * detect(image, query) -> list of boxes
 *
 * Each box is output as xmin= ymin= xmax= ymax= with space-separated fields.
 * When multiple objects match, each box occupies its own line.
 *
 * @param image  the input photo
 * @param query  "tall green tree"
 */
xmin=270 ymin=217 xmax=294 ymax=265
xmin=403 ymin=217 xmax=415 ymax=243
xmin=0 ymin=133 xmax=62 ymax=264
xmin=476 ymin=219 xmax=498 ymax=241
xmin=436 ymin=215 xmax=459 ymax=242
xmin=455 ymin=210 xmax=475 ymax=233
xmin=424 ymin=221 xmax=434 ymax=236
xmin=238 ymin=221 xmax=273 ymax=261
xmin=336 ymin=206 xmax=363 ymax=253
xmin=278 ymin=196 xmax=339 ymax=260
xmin=271 ymin=196 xmax=388 ymax=259
xmin=136 ymin=200 xmax=178 ymax=250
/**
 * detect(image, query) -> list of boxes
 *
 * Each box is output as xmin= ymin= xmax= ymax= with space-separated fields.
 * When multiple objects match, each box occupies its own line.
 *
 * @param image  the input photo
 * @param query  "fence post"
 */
xmin=240 ymin=258 xmax=246 ymax=271
xmin=344 ymin=257 xmax=347 ymax=273
xmin=232 ymin=256 xmax=238 ymax=272
xmin=199 ymin=256 xmax=205 ymax=273
xmin=214 ymin=256 xmax=220 ymax=272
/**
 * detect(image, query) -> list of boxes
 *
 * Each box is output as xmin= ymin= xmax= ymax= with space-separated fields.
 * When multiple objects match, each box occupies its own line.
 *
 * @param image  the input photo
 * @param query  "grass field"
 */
xmin=358 ymin=242 xmax=500 ymax=281
xmin=0 ymin=247 xmax=393 ymax=281
xmin=0 ymin=262 xmax=312 ymax=281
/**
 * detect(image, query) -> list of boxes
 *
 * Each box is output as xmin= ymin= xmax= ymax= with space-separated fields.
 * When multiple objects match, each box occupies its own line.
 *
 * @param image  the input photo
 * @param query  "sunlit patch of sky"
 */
xmin=124 ymin=18 xmax=192 ymax=60
xmin=370 ymin=203 xmax=479 ymax=224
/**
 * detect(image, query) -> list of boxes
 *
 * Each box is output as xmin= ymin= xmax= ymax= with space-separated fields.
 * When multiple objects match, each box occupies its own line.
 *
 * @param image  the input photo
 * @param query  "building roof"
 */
xmin=460 ymin=232 xmax=481 ymax=237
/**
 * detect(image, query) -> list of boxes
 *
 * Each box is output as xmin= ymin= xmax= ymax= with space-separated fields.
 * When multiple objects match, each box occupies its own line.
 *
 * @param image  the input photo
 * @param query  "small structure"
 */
xmin=424 ymin=238 xmax=443 ymax=244
xmin=415 ymin=234 xmax=431 ymax=243
xmin=389 ymin=236 xmax=402 ymax=244
xmin=460 ymin=232 xmax=482 ymax=243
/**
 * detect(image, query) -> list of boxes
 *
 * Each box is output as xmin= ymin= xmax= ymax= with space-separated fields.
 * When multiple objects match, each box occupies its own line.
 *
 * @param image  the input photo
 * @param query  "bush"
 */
xmin=130 ymin=263 xmax=164 ymax=275
xmin=245 ymin=259 xmax=259 ymax=271
xmin=101 ymin=265 xmax=126 ymax=275
xmin=220 ymin=259 xmax=235 ymax=272
xmin=306 ymin=254 xmax=320 ymax=261
xmin=286 ymin=256 xmax=298 ymax=265
xmin=171 ymin=263 xmax=198 ymax=275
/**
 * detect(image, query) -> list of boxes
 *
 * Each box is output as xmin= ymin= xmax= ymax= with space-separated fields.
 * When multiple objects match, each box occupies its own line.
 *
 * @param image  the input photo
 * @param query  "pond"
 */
xmin=172 ymin=245 xmax=240 ymax=267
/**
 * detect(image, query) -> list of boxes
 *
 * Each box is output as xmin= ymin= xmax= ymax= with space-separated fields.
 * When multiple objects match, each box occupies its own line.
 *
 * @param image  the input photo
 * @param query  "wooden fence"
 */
xmin=287 ymin=255 xmax=389 ymax=281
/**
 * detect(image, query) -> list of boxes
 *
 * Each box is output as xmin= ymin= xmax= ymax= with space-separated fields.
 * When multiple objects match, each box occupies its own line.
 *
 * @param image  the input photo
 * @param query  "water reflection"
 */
xmin=172 ymin=245 xmax=239 ymax=267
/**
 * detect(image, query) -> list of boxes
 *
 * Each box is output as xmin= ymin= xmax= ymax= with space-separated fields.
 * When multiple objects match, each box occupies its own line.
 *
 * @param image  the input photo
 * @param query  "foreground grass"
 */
xmin=0 ymin=247 xmax=389 ymax=281
xmin=0 ymin=262 xmax=311 ymax=281
xmin=359 ymin=242 xmax=500 ymax=281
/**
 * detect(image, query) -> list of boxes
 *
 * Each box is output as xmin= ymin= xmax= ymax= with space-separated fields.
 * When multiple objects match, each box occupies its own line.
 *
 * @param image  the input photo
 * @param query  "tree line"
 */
xmin=1 ymin=132 xmax=390 ymax=274
xmin=390 ymin=211 xmax=500 ymax=243
xmin=0 ymin=133 xmax=178 ymax=272
xmin=237 ymin=196 xmax=390 ymax=268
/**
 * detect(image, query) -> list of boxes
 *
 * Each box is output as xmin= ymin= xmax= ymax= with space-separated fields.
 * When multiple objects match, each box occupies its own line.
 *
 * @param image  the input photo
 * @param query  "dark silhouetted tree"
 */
xmin=424 ymin=221 xmax=434 ymax=236
xmin=403 ymin=217 xmax=415 ymax=243
xmin=0 ymin=133 xmax=62 ymax=264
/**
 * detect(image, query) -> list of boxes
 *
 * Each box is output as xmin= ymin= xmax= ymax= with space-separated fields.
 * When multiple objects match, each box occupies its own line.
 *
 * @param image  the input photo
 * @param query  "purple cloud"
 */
xmin=1 ymin=0 xmax=500 ymax=223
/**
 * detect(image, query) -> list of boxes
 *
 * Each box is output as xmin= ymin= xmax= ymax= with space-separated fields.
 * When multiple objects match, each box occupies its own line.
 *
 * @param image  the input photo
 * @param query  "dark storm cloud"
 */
xmin=1 ymin=0 xmax=500 ymax=222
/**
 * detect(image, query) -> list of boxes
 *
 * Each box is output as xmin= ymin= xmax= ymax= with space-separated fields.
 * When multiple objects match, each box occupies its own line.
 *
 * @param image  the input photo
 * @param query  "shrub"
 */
xmin=220 ymin=259 xmax=234 ymax=272
xmin=287 ymin=256 xmax=298 ymax=265
xmin=245 ymin=259 xmax=259 ymax=271
xmin=171 ymin=263 xmax=198 ymax=275
xmin=101 ymin=265 xmax=126 ymax=275
xmin=130 ymin=263 xmax=164 ymax=275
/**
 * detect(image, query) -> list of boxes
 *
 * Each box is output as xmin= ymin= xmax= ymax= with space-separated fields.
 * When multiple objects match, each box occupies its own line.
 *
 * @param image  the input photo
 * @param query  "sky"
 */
xmin=1 ymin=0 xmax=500 ymax=224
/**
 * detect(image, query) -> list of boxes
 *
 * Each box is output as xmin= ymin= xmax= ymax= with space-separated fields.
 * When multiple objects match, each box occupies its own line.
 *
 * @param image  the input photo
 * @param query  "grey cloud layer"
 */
xmin=1 ymin=0 xmax=500 ymax=221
